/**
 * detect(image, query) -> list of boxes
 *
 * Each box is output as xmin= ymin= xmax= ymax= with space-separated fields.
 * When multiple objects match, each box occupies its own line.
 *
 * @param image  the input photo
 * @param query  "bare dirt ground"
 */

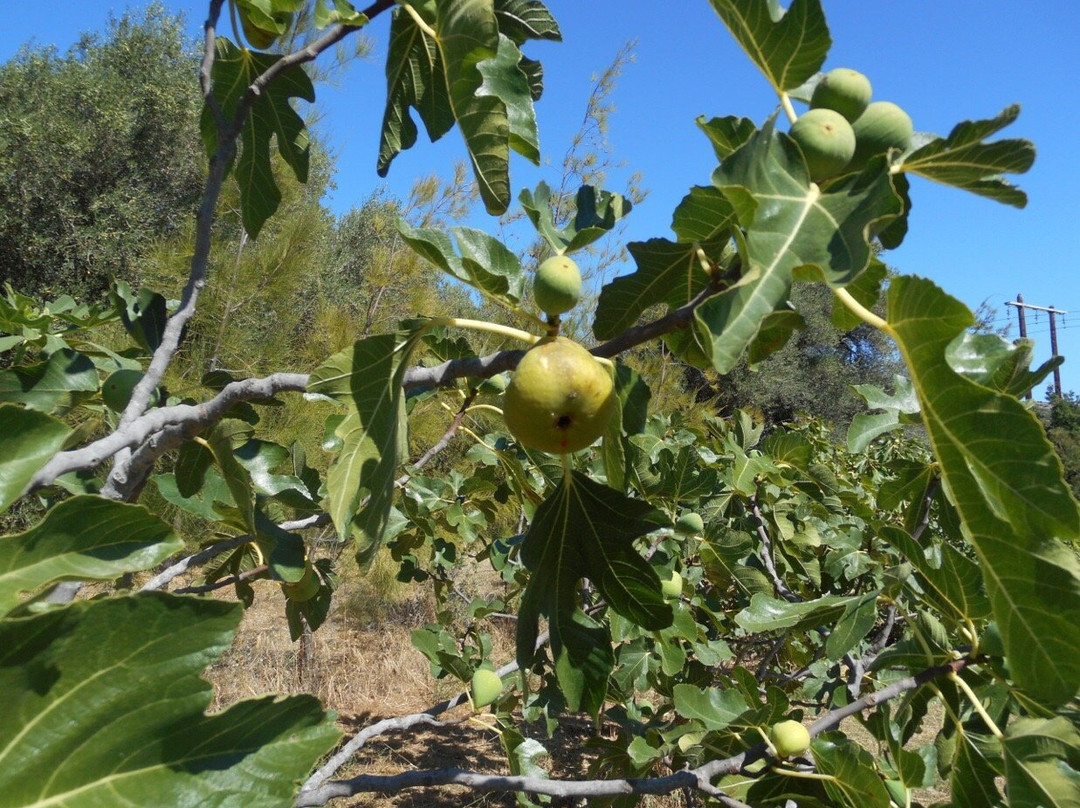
xmin=193 ymin=556 xmax=949 ymax=808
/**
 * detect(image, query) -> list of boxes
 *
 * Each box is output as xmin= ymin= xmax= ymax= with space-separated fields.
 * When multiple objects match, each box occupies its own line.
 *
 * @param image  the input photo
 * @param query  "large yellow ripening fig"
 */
xmin=503 ymin=337 xmax=615 ymax=454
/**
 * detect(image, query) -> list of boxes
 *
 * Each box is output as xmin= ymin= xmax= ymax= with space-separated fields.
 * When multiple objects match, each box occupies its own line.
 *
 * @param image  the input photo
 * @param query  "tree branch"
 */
xmin=296 ymin=653 xmax=978 ymax=806
xmin=28 ymin=373 xmax=309 ymax=493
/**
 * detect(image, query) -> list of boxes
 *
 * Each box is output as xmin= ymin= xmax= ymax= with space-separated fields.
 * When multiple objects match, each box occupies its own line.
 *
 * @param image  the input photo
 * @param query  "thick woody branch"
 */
xmin=28 ymin=373 xmax=309 ymax=493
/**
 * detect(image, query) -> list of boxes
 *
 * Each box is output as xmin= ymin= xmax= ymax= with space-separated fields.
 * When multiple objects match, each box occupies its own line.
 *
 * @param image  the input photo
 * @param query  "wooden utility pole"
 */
xmin=1005 ymin=294 xmax=1067 ymax=397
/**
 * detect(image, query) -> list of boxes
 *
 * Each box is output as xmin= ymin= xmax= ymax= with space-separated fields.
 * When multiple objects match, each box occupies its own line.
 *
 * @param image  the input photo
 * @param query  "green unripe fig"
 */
xmin=282 ymin=563 xmax=320 ymax=602
xmin=675 ymin=512 xmax=704 ymax=536
xmin=470 ymin=668 xmax=503 ymax=709
xmin=769 ymin=720 xmax=811 ymax=758
xmin=849 ymin=101 xmax=914 ymax=169
xmin=477 ymin=373 xmax=509 ymax=395
xmin=661 ymin=570 xmax=683 ymax=599
xmin=533 ymin=255 xmax=582 ymax=317
xmin=101 ymin=368 xmax=144 ymax=413
xmin=811 ymin=68 xmax=872 ymax=122
xmin=788 ymin=108 xmax=856 ymax=182
xmin=503 ymin=337 xmax=615 ymax=454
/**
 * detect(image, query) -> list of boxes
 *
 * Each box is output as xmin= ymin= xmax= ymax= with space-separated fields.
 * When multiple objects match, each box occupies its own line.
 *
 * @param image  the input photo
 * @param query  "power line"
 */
xmin=1005 ymin=294 xmax=1067 ymax=397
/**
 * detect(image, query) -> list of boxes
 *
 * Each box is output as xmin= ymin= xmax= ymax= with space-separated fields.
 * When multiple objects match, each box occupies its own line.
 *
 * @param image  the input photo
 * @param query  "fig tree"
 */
xmin=769 ymin=720 xmax=811 ymax=758
xmin=661 ymin=570 xmax=683 ymax=599
xmin=675 ymin=512 xmax=704 ymax=536
xmin=533 ymin=255 xmax=582 ymax=317
xmin=470 ymin=668 xmax=503 ymax=709
xmin=101 ymin=368 xmax=144 ymax=413
xmin=788 ymin=108 xmax=856 ymax=182
xmin=503 ymin=337 xmax=615 ymax=454
xmin=849 ymin=101 xmax=914 ymax=169
xmin=810 ymin=68 xmax=872 ymax=122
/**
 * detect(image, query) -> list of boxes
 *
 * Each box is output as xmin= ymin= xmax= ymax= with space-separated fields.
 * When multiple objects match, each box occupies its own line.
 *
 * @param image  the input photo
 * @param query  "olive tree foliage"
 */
xmin=1 ymin=2 xmax=1079 ymax=808
xmin=0 ymin=4 xmax=205 ymax=301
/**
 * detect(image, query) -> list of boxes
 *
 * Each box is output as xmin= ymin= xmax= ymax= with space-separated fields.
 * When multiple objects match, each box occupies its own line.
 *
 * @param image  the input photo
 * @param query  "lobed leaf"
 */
xmin=706 ymin=0 xmax=831 ymax=93
xmin=516 ymin=471 xmax=671 ymax=716
xmin=698 ymin=119 xmax=902 ymax=373
xmin=887 ymin=275 xmax=1080 ymax=705
xmin=201 ymin=39 xmax=314 ymax=238
xmin=900 ymin=105 xmax=1035 ymax=207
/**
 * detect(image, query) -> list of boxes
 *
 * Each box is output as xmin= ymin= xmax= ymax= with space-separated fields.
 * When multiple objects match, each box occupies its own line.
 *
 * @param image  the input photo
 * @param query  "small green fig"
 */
xmin=788 ymin=108 xmax=856 ymax=182
xmin=675 ymin=512 xmax=704 ymax=536
xmin=769 ymin=720 xmax=811 ymax=758
xmin=282 ymin=563 xmax=320 ymax=602
xmin=477 ymin=373 xmax=509 ymax=395
xmin=849 ymin=101 xmax=914 ymax=169
xmin=101 ymin=368 xmax=144 ymax=413
xmin=533 ymin=255 xmax=582 ymax=317
xmin=661 ymin=570 xmax=683 ymax=599
xmin=470 ymin=668 xmax=503 ymax=709
xmin=811 ymin=68 xmax=872 ymax=122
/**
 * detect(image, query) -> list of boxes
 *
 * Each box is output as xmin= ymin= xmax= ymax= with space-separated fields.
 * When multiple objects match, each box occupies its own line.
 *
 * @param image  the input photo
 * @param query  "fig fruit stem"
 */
xmin=464 ymin=403 xmax=504 ymax=417
xmin=770 ymin=767 xmax=834 ymax=782
xmin=780 ymin=92 xmax=798 ymax=125
xmin=833 ymin=288 xmax=891 ymax=334
xmin=436 ymin=317 xmax=540 ymax=346
xmin=949 ymin=671 xmax=1004 ymax=739
xmin=400 ymin=2 xmax=437 ymax=38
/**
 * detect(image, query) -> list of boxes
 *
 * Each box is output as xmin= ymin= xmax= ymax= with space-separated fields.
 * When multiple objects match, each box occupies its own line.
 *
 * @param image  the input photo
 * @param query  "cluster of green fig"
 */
xmin=501 ymin=254 xmax=617 ymax=455
xmin=788 ymin=68 xmax=914 ymax=182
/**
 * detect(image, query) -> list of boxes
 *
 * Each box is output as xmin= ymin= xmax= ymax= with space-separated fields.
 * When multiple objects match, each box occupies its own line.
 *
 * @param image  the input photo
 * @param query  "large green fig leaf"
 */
xmin=901 ymin=105 xmax=1035 ymax=208
xmin=0 ymin=496 xmax=182 ymax=615
xmin=397 ymin=220 xmax=525 ymax=307
xmin=516 ymin=471 xmax=671 ymax=716
xmin=518 ymin=181 xmax=633 ymax=254
xmin=0 ymin=405 xmax=72 ymax=513
xmin=698 ymin=119 xmax=902 ymax=373
xmin=811 ymin=737 xmax=893 ymax=808
xmin=946 ymin=332 xmax=1061 ymax=398
xmin=593 ymin=238 xmax=719 ymax=341
xmin=200 ymin=38 xmax=314 ymax=238
xmin=308 ymin=326 xmax=428 ymax=558
xmin=887 ymin=275 xmax=1080 ymax=706
xmin=706 ymin=0 xmax=830 ymax=94
xmin=1002 ymin=717 xmax=1080 ymax=808
xmin=378 ymin=0 xmax=553 ymax=215
xmin=0 ymin=593 xmax=340 ymax=807
xmin=0 ymin=348 xmax=97 ymax=412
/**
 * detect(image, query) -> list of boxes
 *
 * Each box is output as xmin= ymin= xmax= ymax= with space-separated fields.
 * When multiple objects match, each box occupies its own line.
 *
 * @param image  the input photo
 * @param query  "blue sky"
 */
xmin=2 ymin=2 xmax=1078 ymax=396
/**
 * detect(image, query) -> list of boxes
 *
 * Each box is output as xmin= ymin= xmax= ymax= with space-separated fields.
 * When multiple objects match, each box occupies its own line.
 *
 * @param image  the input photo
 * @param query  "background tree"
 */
xmin=0 ymin=4 xmax=204 ymax=300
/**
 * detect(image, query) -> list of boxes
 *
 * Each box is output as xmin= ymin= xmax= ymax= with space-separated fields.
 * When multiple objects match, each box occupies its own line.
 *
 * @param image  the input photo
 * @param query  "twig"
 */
xmin=140 ymin=536 xmax=249 ymax=592
xmin=174 ymin=563 xmax=268 ymax=595
xmin=749 ymin=494 xmax=799 ymax=603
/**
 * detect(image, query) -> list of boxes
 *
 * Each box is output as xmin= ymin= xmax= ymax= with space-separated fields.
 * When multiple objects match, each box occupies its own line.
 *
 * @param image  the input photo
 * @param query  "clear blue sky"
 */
xmin=3 ymin=2 xmax=1078 ymax=397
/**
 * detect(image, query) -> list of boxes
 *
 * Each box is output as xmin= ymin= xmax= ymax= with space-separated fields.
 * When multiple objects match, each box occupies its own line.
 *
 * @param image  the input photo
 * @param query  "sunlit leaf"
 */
xmin=0 ymin=593 xmax=340 ymax=806
xmin=888 ymin=275 xmax=1080 ymax=705
xmin=0 ymin=496 xmax=182 ymax=614
xmin=706 ymin=0 xmax=830 ymax=93
xmin=1003 ymin=717 xmax=1080 ymax=808
xmin=201 ymin=38 xmax=314 ymax=237
xmin=0 ymin=348 xmax=97 ymax=412
xmin=0 ymin=405 xmax=71 ymax=513
xmin=697 ymin=119 xmax=902 ymax=373
xmin=901 ymin=105 xmax=1034 ymax=207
